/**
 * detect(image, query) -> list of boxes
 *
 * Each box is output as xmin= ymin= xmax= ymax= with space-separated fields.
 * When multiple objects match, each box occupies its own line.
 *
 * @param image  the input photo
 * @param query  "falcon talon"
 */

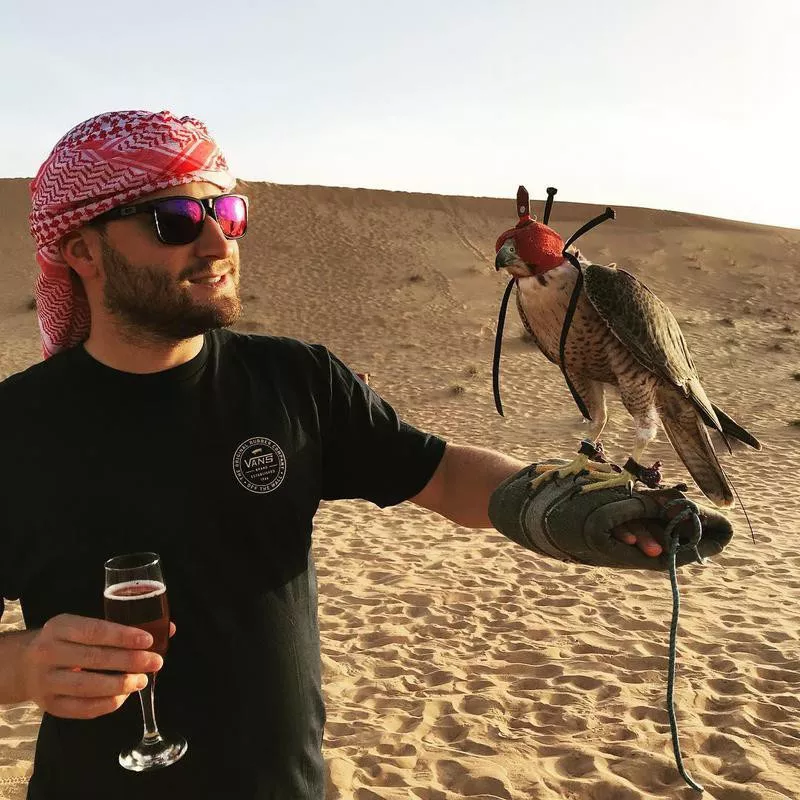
xmin=590 ymin=441 xmax=625 ymax=474
xmin=528 ymin=468 xmax=560 ymax=490
xmin=596 ymin=443 xmax=625 ymax=473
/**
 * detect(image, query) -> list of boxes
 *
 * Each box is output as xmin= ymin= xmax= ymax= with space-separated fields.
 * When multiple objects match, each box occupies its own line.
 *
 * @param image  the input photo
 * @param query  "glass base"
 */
xmin=118 ymin=735 xmax=188 ymax=772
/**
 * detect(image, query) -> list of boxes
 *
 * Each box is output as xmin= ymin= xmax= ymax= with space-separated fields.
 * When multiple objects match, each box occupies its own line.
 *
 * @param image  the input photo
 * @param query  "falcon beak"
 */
xmin=495 ymin=240 xmax=517 ymax=271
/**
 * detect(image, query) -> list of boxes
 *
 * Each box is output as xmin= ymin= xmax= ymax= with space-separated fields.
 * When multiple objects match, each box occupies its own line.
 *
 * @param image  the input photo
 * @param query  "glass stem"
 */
xmin=139 ymin=672 xmax=162 ymax=743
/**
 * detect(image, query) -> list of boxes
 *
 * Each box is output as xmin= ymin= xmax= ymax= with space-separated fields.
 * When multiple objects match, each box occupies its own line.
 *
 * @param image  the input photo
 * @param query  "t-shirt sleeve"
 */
xmin=317 ymin=348 xmax=446 ymax=507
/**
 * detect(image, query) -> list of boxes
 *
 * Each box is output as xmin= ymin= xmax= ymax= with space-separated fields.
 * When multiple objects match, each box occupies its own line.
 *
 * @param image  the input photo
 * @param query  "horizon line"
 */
xmin=1 ymin=175 xmax=797 ymax=234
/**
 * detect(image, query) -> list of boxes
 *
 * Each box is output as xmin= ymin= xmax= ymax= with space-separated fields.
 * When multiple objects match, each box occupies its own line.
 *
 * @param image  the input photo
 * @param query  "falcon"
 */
xmin=493 ymin=187 xmax=761 ymax=508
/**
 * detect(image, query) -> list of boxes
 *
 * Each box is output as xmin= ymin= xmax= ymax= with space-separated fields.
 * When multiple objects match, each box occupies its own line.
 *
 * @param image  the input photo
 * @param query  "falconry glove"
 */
xmin=489 ymin=460 xmax=734 ymax=570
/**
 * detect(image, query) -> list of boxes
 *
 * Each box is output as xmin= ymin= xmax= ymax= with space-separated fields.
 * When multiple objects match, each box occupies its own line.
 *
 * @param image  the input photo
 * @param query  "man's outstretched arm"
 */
xmin=410 ymin=443 xmax=527 ymax=528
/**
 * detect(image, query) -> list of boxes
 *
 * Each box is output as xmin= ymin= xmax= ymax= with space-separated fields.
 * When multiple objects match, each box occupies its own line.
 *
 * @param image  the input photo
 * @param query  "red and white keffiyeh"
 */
xmin=29 ymin=109 xmax=236 ymax=358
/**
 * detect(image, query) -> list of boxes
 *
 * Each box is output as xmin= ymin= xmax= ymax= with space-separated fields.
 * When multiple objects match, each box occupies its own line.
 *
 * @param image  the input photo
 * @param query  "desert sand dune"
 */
xmin=1 ymin=178 xmax=798 ymax=799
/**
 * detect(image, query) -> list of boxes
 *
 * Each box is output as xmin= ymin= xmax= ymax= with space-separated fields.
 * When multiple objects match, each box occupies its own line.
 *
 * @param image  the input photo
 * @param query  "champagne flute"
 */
xmin=103 ymin=552 xmax=187 ymax=771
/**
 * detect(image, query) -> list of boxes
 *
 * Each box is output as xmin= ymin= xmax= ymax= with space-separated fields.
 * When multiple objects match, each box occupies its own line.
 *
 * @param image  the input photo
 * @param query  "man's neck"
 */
xmin=82 ymin=330 xmax=205 ymax=374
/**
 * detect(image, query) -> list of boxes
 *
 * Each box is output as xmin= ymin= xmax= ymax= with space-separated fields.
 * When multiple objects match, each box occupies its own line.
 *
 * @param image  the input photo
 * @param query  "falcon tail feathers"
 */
xmin=658 ymin=389 xmax=735 ymax=508
xmin=711 ymin=404 xmax=763 ymax=451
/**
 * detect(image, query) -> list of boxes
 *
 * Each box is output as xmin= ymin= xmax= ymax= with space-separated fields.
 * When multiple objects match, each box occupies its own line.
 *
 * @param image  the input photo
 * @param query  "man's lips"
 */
xmin=187 ymin=271 xmax=232 ymax=286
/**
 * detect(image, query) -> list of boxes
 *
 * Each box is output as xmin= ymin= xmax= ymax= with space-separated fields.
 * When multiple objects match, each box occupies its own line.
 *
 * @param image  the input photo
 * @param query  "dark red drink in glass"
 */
xmin=103 ymin=580 xmax=170 ymax=656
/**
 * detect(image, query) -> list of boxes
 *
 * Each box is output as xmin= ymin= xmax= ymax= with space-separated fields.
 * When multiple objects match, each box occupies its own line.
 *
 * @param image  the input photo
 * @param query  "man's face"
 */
xmin=93 ymin=181 xmax=242 ymax=342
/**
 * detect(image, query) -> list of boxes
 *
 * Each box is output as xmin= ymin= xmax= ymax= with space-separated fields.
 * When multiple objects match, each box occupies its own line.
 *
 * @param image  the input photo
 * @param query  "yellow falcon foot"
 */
xmin=580 ymin=457 xmax=664 ymax=494
xmin=528 ymin=440 xmax=617 ymax=491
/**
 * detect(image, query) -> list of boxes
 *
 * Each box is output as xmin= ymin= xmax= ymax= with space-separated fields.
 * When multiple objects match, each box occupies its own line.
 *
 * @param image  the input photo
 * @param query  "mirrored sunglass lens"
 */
xmin=155 ymin=198 xmax=204 ymax=243
xmin=214 ymin=196 xmax=247 ymax=238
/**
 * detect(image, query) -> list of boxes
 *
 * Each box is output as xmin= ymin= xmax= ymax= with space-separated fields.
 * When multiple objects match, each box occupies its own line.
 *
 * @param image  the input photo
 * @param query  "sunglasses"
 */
xmin=93 ymin=193 xmax=248 ymax=245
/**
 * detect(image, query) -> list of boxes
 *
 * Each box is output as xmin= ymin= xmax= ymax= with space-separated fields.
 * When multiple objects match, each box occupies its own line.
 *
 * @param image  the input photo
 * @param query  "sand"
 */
xmin=1 ymin=179 xmax=798 ymax=799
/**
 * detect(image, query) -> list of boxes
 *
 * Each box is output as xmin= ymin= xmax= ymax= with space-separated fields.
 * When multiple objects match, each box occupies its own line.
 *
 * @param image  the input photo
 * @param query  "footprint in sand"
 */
xmin=409 ymin=786 xmax=447 ymax=800
xmin=553 ymin=751 xmax=596 ymax=778
xmin=707 ymin=677 xmax=750 ymax=696
xmin=552 ymin=673 xmax=604 ymax=691
xmin=409 ymin=788 xmax=447 ymax=800
xmin=456 ymin=694 xmax=504 ymax=715
xmin=433 ymin=759 xmax=513 ymax=800
xmin=699 ymin=732 xmax=748 ymax=760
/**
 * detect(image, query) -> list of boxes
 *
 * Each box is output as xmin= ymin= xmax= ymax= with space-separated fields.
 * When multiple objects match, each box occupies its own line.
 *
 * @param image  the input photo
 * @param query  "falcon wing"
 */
xmin=582 ymin=263 xmax=722 ymax=432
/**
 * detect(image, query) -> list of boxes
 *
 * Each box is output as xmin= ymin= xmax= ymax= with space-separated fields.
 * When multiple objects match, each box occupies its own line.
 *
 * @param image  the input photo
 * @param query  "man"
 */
xmin=0 ymin=110 xmax=660 ymax=799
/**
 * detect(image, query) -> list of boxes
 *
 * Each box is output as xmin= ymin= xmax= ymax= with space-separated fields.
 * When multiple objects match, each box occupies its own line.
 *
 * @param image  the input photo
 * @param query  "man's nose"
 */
xmin=194 ymin=216 xmax=236 ymax=260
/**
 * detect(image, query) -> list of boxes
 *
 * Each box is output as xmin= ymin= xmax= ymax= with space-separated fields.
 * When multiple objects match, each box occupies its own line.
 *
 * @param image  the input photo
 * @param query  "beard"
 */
xmin=100 ymin=239 xmax=242 ymax=343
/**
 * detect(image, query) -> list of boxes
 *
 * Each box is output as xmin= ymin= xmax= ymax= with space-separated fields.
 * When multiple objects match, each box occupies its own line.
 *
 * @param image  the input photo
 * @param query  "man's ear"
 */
xmin=60 ymin=228 xmax=102 ymax=279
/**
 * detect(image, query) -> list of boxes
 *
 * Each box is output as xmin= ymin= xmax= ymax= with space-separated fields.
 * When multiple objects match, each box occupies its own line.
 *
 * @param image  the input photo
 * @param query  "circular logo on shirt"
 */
xmin=232 ymin=437 xmax=287 ymax=494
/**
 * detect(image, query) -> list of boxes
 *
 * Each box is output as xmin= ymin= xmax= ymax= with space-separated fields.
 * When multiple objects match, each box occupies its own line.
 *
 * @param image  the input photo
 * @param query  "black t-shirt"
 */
xmin=0 ymin=329 xmax=446 ymax=800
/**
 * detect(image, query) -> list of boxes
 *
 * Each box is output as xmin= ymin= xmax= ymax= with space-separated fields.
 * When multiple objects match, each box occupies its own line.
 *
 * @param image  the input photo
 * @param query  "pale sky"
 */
xmin=2 ymin=0 xmax=798 ymax=229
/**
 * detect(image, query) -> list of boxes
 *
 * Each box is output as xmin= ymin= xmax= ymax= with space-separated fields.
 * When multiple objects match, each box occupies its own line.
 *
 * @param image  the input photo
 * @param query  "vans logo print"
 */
xmin=232 ymin=437 xmax=287 ymax=494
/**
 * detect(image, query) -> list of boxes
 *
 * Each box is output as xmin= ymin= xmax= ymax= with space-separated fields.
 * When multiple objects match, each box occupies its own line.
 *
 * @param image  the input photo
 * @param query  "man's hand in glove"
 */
xmin=490 ymin=461 xmax=733 ymax=570
xmin=613 ymin=521 xmax=663 ymax=557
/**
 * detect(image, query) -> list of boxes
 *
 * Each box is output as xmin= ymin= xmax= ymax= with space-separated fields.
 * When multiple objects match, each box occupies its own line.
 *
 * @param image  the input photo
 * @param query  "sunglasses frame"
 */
xmin=93 ymin=193 xmax=249 ymax=245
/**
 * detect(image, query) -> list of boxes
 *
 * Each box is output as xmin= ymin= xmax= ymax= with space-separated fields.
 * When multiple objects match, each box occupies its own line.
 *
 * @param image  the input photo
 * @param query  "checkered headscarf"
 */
xmin=29 ymin=109 xmax=236 ymax=358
